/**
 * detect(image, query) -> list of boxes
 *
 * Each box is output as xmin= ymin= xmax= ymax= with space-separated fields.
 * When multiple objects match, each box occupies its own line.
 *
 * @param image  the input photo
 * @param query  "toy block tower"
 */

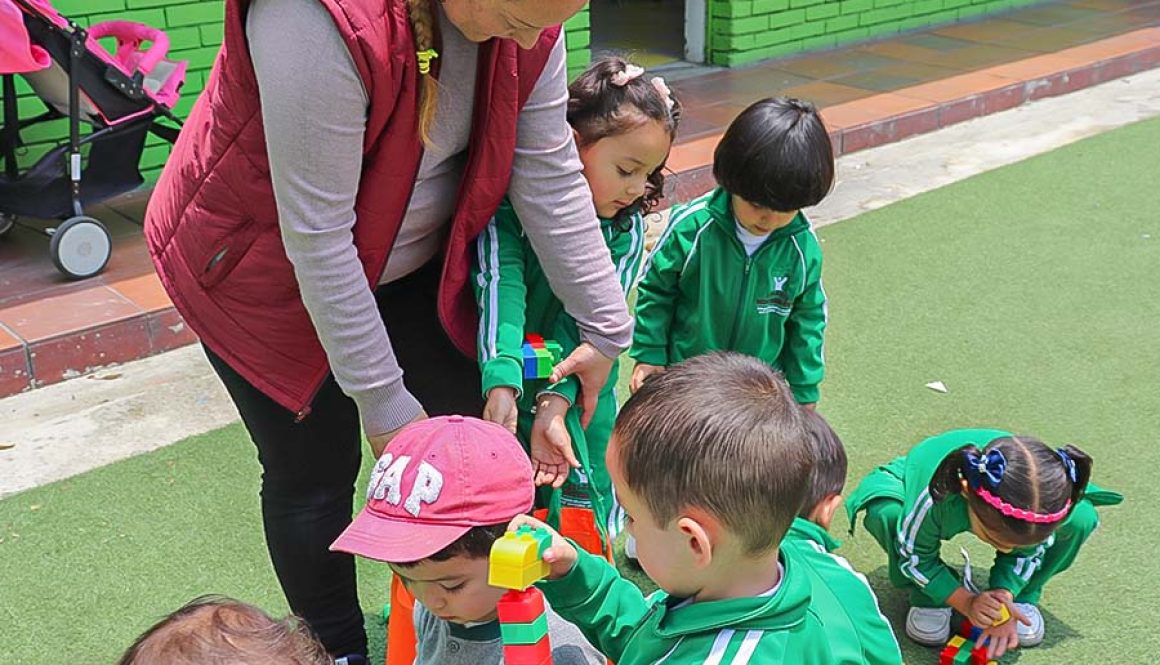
xmin=489 ymin=525 xmax=554 ymax=665
xmin=939 ymin=615 xmax=1006 ymax=665
xmin=522 ymin=334 xmax=563 ymax=380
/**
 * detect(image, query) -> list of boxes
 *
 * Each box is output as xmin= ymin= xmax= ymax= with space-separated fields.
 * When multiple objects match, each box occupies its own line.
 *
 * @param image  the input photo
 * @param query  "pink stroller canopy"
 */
xmin=0 ymin=0 xmax=60 ymax=74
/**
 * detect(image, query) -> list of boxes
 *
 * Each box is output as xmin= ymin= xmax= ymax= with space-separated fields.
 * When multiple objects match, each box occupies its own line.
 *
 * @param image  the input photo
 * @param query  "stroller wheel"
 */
xmin=0 ymin=212 xmax=15 ymax=237
xmin=49 ymin=216 xmax=112 ymax=279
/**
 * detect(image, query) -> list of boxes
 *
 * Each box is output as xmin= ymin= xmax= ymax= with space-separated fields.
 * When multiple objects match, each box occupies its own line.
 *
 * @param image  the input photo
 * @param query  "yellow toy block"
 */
xmin=994 ymin=604 xmax=1011 ymax=626
xmin=948 ymin=636 xmax=966 ymax=649
xmin=489 ymin=525 xmax=551 ymax=590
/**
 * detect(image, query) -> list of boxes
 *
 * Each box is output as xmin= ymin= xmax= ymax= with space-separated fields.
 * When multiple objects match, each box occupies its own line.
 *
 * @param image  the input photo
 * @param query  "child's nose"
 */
xmin=420 ymin=588 xmax=447 ymax=609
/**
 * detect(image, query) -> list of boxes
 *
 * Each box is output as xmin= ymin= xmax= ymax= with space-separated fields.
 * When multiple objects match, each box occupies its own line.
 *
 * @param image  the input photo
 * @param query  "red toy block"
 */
xmin=939 ymin=646 xmax=958 ymax=665
xmin=526 ymin=333 xmax=545 ymax=348
xmin=497 ymin=589 xmax=547 ymax=624
xmin=957 ymin=617 xmax=983 ymax=641
xmin=969 ymin=645 xmax=989 ymax=665
xmin=502 ymin=635 xmax=552 ymax=665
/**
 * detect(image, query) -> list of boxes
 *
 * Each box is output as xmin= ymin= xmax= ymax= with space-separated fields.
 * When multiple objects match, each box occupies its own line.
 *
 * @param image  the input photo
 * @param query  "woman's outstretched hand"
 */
xmin=547 ymin=342 xmax=614 ymax=428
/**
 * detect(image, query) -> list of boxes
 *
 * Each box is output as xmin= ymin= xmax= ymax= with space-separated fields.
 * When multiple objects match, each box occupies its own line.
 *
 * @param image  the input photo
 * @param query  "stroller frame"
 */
xmin=0 ymin=0 xmax=183 ymax=278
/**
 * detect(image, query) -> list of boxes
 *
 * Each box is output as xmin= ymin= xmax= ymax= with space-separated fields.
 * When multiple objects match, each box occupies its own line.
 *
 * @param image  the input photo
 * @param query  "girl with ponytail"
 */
xmin=846 ymin=429 xmax=1121 ymax=658
xmin=474 ymin=56 xmax=680 ymax=559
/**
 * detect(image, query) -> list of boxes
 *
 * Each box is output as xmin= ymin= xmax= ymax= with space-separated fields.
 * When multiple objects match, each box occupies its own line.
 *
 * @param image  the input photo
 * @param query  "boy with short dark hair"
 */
xmin=797 ymin=408 xmax=849 ymax=530
xmin=631 ymin=97 xmax=834 ymax=407
xmin=784 ymin=410 xmax=902 ymax=665
xmin=516 ymin=352 xmax=900 ymax=664
xmin=329 ymin=416 xmax=603 ymax=665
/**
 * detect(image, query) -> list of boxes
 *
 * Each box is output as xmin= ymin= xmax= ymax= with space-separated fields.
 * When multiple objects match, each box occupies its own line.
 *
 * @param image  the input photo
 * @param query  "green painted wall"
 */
xmin=706 ymin=0 xmax=1044 ymax=66
xmin=564 ymin=7 xmax=592 ymax=79
xmin=12 ymin=0 xmax=222 ymax=180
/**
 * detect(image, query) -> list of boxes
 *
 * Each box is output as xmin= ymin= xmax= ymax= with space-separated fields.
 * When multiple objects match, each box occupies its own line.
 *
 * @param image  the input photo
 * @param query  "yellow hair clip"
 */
xmin=416 ymin=48 xmax=439 ymax=75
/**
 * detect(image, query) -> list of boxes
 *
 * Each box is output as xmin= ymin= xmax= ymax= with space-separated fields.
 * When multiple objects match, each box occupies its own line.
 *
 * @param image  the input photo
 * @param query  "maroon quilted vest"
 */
xmin=145 ymin=0 xmax=558 ymax=415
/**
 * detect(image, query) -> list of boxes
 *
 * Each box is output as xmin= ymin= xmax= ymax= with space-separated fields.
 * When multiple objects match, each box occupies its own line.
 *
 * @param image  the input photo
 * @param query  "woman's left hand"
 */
xmin=548 ymin=342 xmax=614 ymax=428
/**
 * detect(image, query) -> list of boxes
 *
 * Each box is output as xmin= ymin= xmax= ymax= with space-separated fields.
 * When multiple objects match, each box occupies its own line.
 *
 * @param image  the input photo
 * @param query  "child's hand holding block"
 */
xmin=490 ymin=525 xmax=555 ymax=665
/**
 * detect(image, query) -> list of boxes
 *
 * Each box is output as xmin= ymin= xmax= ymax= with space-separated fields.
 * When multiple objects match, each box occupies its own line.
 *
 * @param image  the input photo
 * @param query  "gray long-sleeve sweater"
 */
xmin=414 ymin=600 xmax=603 ymax=665
xmin=246 ymin=0 xmax=632 ymax=436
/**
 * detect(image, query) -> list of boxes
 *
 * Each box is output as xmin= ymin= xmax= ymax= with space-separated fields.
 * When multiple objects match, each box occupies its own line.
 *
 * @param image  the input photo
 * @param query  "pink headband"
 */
xmin=976 ymin=487 xmax=1072 ymax=524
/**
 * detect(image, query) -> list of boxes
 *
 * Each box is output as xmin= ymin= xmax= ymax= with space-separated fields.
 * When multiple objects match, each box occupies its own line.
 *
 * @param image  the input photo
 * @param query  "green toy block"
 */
xmin=517 ymin=524 xmax=553 ymax=556
xmin=953 ymin=645 xmax=972 ymax=665
xmin=544 ymin=340 xmax=563 ymax=361
xmin=499 ymin=612 xmax=549 ymax=645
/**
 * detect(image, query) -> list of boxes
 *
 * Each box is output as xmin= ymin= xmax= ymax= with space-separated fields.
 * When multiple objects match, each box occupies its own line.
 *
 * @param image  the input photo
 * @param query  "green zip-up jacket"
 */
xmin=632 ymin=187 xmax=827 ymax=403
xmin=783 ymin=519 xmax=903 ymax=665
xmin=539 ymin=545 xmax=869 ymax=665
xmin=473 ymin=199 xmax=645 ymax=404
xmin=845 ymin=429 xmax=1123 ymax=605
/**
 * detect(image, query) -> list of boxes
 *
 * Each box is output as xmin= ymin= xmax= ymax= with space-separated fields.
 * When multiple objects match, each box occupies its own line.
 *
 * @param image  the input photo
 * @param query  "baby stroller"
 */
xmin=0 ymin=0 xmax=186 ymax=278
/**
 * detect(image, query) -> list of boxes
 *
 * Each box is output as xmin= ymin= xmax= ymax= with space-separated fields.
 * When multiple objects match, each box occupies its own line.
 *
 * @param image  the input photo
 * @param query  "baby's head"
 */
xmin=330 ymin=416 xmax=534 ymax=624
xmin=713 ymin=97 xmax=834 ymax=235
xmin=118 ymin=595 xmax=329 ymax=665
xmin=609 ymin=352 xmax=814 ymax=599
xmin=798 ymin=409 xmax=848 ymax=531
xmin=929 ymin=435 xmax=1092 ymax=552
xmin=568 ymin=57 xmax=681 ymax=221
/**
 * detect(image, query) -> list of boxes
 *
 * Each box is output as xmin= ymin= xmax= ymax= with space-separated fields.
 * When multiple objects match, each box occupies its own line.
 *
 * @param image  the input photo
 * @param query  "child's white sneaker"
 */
xmin=905 ymin=607 xmax=952 ymax=645
xmin=1014 ymin=603 xmax=1045 ymax=647
xmin=624 ymin=534 xmax=638 ymax=560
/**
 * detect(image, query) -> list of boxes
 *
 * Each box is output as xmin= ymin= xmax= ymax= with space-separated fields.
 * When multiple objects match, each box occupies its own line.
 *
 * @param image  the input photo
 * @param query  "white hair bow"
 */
xmin=610 ymin=64 xmax=645 ymax=87
xmin=651 ymin=76 xmax=675 ymax=112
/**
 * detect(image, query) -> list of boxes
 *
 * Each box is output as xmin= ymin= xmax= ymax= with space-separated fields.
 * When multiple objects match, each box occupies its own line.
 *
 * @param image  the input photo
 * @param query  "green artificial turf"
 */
xmin=3 ymin=116 xmax=1159 ymax=663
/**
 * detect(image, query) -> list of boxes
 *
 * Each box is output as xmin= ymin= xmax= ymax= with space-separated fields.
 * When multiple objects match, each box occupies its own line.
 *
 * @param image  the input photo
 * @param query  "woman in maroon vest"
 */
xmin=145 ymin=0 xmax=632 ymax=660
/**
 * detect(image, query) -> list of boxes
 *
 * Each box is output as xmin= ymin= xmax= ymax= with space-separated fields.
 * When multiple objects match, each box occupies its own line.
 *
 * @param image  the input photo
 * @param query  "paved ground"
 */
xmin=3 ymin=67 xmax=1160 ymax=499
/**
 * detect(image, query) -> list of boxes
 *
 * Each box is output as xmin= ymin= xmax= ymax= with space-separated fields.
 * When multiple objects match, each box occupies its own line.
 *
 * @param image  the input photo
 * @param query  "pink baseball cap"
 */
xmin=330 ymin=415 xmax=534 ymax=563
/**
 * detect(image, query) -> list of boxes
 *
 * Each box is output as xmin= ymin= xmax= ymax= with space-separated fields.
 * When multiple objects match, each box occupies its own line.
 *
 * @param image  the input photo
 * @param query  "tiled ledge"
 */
xmin=0 ymin=276 xmax=197 ymax=397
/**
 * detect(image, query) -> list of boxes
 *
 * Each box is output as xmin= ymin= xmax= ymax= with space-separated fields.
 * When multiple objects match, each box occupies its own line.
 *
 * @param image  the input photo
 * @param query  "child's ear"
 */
xmin=810 ymin=494 xmax=844 ymax=532
xmin=676 ymin=515 xmax=715 ymax=569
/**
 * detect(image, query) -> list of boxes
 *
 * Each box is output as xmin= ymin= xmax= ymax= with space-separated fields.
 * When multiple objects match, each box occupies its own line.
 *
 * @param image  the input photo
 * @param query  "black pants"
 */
xmin=205 ymin=259 xmax=484 ymax=657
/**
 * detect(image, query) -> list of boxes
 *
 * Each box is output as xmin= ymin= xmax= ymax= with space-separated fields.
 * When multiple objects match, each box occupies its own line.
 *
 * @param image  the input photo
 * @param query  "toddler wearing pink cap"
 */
xmin=330 ymin=415 xmax=603 ymax=665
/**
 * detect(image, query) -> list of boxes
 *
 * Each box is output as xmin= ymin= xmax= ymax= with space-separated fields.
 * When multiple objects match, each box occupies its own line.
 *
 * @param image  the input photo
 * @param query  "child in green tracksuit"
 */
xmin=783 ymin=410 xmax=902 ymax=665
xmin=473 ymin=57 xmax=680 ymax=548
xmin=511 ymin=352 xmax=899 ymax=664
xmin=630 ymin=97 xmax=834 ymax=406
xmin=847 ymin=429 xmax=1122 ymax=658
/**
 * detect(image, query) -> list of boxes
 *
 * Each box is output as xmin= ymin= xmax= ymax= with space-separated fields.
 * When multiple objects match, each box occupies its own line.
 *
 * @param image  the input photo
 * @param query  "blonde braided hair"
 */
xmin=405 ymin=0 xmax=439 ymax=146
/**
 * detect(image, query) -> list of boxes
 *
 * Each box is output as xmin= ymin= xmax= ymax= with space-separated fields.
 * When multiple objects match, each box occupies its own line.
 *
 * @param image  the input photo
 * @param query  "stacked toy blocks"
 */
xmin=522 ymin=334 xmax=563 ymax=380
xmin=938 ymin=609 xmax=1009 ymax=665
xmin=489 ymin=525 xmax=554 ymax=665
